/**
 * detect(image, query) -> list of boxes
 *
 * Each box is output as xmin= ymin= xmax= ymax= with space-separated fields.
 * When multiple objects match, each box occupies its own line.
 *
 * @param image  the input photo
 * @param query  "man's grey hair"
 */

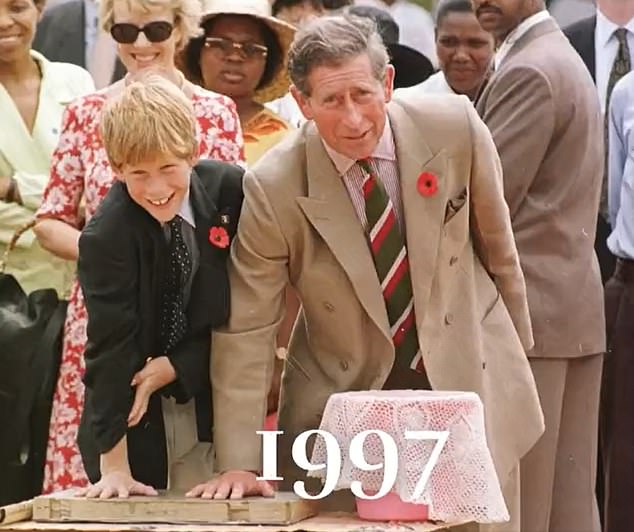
xmin=288 ymin=15 xmax=390 ymax=96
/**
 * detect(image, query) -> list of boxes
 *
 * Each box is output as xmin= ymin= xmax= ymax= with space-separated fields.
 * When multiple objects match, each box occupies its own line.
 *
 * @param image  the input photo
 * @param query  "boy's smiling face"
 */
xmin=115 ymin=153 xmax=194 ymax=223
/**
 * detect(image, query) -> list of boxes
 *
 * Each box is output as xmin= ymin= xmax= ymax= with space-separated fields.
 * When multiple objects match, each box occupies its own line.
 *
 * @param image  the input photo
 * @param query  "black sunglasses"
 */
xmin=110 ymin=21 xmax=174 ymax=44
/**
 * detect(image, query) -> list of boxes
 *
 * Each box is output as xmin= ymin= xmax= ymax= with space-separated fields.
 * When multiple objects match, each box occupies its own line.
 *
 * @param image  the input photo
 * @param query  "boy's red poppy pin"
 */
xmin=209 ymin=226 xmax=230 ymax=248
xmin=417 ymin=172 xmax=438 ymax=197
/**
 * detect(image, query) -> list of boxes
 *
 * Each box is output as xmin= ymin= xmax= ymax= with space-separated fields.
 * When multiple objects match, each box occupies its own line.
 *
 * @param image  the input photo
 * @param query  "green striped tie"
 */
xmin=359 ymin=158 xmax=426 ymax=376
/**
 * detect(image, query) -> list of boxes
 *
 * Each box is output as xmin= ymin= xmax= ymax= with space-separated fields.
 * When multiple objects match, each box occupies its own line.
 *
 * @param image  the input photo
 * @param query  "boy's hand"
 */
xmin=77 ymin=470 xmax=158 ymax=499
xmin=128 ymin=356 xmax=176 ymax=427
xmin=185 ymin=471 xmax=275 ymax=499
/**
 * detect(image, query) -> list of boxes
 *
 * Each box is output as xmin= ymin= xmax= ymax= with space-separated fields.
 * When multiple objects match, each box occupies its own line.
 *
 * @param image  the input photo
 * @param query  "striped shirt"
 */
xmin=322 ymin=120 xmax=404 ymax=232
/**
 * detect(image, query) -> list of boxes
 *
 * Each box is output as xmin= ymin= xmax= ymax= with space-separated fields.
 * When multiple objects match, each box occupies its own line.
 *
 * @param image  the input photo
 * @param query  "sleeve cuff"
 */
xmin=94 ymin=414 xmax=128 ymax=455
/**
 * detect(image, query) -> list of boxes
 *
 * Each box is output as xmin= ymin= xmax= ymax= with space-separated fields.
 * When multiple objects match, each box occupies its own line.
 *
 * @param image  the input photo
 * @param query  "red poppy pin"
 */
xmin=417 ymin=172 xmax=438 ymax=197
xmin=209 ymin=226 xmax=230 ymax=249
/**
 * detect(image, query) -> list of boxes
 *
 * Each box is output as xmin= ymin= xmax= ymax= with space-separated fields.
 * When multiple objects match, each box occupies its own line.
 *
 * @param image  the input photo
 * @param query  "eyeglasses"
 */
xmin=110 ymin=21 xmax=174 ymax=44
xmin=204 ymin=37 xmax=268 ymax=60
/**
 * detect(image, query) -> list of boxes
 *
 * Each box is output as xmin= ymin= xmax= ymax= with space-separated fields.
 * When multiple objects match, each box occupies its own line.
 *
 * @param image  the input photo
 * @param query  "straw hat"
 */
xmin=198 ymin=0 xmax=296 ymax=103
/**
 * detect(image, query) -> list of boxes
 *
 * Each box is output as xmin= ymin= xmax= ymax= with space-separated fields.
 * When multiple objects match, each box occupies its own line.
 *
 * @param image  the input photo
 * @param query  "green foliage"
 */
xmin=408 ymin=0 xmax=435 ymax=12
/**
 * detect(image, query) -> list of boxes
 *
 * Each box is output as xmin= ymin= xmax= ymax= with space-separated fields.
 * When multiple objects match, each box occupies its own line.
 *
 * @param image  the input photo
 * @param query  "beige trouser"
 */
xmin=520 ymin=355 xmax=602 ymax=532
xmin=161 ymin=397 xmax=214 ymax=490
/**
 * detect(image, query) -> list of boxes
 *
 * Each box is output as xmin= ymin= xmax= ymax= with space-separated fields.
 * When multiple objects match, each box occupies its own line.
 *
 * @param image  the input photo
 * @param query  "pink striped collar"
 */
xmin=322 ymin=119 xmax=397 ymax=176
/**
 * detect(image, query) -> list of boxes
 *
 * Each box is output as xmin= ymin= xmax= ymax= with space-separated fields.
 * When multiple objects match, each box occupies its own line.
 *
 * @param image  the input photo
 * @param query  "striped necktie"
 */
xmin=602 ymin=28 xmax=631 ymax=220
xmin=359 ymin=158 xmax=426 ymax=376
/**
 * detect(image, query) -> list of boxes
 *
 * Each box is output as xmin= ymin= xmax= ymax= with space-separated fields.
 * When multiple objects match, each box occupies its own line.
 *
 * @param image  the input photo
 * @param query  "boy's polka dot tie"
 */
xmin=160 ymin=215 xmax=192 ymax=353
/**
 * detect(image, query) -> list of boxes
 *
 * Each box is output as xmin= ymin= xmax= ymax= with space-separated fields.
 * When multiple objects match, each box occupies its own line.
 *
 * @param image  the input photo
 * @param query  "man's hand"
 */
xmin=186 ymin=470 xmax=275 ymax=499
xmin=77 ymin=470 xmax=158 ymax=499
xmin=128 ymin=356 xmax=176 ymax=427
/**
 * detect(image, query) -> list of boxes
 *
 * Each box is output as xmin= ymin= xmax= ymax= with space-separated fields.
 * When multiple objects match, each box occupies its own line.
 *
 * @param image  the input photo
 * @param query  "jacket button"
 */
xmin=340 ymin=360 xmax=349 ymax=371
xmin=450 ymin=256 xmax=458 ymax=266
xmin=324 ymin=302 xmax=335 ymax=312
xmin=444 ymin=313 xmax=454 ymax=325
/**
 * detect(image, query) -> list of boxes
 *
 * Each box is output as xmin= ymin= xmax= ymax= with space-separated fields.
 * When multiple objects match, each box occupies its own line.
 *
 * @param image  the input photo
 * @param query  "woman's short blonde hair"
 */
xmin=100 ymin=0 xmax=202 ymax=50
xmin=100 ymin=73 xmax=199 ymax=169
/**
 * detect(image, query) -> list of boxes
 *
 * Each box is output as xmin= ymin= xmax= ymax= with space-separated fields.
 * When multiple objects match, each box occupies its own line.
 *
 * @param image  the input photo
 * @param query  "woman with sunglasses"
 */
xmin=33 ymin=0 xmax=245 ymax=494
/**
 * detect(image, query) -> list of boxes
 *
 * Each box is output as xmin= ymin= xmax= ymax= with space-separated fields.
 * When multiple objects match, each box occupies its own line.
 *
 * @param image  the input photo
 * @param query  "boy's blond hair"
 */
xmin=100 ymin=0 xmax=202 ymax=50
xmin=100 ymin=73 xmax=199 ymax=169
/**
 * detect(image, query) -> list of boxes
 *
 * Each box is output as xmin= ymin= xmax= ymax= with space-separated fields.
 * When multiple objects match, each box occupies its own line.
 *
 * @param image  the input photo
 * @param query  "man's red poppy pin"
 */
xmin=417 ymin=172 xmax=438 ymax=197
xmin=209 ymin=226 xmax=230 ymax=248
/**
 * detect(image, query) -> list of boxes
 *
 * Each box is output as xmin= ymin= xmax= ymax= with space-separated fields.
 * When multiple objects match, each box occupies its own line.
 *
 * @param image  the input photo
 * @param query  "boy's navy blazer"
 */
xmin=77 ymin=160 xmax=244 ymax=487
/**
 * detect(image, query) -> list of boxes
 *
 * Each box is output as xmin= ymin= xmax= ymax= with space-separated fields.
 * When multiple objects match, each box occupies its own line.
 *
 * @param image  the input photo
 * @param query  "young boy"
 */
xmin=76 ymin=74 xmax=243 ymax=497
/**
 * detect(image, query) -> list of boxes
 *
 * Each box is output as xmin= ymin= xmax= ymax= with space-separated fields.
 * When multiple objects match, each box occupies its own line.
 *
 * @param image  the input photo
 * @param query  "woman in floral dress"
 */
xmin=34 ymin=0 xmax=244 ymax=493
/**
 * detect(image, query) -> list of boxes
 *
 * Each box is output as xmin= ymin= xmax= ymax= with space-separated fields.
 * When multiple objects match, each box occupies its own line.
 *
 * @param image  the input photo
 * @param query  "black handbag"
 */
xmin=0 ymin=221 xmax=68 ymax=505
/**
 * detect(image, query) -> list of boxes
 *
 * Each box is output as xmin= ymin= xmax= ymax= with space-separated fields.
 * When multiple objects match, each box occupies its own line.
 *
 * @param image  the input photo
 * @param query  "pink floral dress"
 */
xmin=37 ymin=86 xmax=244 ymax=493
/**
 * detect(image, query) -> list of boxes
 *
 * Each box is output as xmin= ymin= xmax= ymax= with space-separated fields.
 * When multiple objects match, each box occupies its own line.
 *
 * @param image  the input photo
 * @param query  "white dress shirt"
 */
xmin=495 ymin=10 xmax=552 ymax=70
xmin=395 ymin=71 xmax=455 ymax=99
xmin=607 ymin=71 xmax=634 ymax=259
xmin=595 ymin=9 xmax=634 ymax=114
xmin=178 ymin=192 xmax=196 ymax=228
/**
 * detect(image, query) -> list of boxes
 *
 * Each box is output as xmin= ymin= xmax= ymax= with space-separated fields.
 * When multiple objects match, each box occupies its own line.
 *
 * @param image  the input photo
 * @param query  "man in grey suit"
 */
xmin=474 ymin=0 xmax=605 ymax=530
xmin=33 ymin=0 xmax=125 ymax=85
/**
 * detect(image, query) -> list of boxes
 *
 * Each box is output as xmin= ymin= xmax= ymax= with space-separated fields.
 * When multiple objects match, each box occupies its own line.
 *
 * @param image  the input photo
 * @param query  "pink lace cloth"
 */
xmin=309 ymin=390 xmax=509 ymax=523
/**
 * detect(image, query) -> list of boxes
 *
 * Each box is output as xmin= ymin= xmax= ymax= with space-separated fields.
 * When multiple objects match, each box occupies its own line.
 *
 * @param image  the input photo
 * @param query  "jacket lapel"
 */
xmin=498 ymin=18 xmax=561 ymax=69
xmin=388 ymin=103 xmax=448 ymax=336
xmin=115 ymin=181 xmax=166 ymax=352
xmin=148 ymin=224 xmax=167 ymax=353
xmin=296 ymin=125 xmax=391 ymax=342
xmin=478 ymin=19 xmax=561 ymax=110
xmin=188 ymin=170 xmax=220 ymax=327
xmin=190 ymin=169 xmax=218 ymax=250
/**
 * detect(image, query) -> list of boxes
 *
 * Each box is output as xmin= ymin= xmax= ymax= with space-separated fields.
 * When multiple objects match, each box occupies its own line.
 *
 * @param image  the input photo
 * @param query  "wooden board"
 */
xmin=31 ymin=491 xmax=316 ymax=525
xmin=1 ymin=512 xmax=477 ymax=532
xmin=0 ymin=501 xmax=33 ymax=526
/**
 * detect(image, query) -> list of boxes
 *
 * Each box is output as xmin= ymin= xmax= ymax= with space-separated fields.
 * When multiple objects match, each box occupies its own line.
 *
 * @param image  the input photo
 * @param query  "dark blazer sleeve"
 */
xmin=78 ymin=206 xmax=139 ymax=454
xmin=33 ymin=1 xmax=85 ymax=67
xmin=32 ymin=10 xmax=53 ymax=56
xmin=563 ymin=16 xmax=596 ymax=81
xmin=164 ymin=337 xmax=209 ymax=403
xmin=162 ymin=163 xmax=244 ymax=403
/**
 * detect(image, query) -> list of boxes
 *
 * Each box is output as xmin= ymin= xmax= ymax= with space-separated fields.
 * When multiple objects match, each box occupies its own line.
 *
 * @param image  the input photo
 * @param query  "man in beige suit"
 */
xmin=188 ymin=14 xmax=543 ymax=528
xmin=474 ymin=0 xmax=606 ymax=531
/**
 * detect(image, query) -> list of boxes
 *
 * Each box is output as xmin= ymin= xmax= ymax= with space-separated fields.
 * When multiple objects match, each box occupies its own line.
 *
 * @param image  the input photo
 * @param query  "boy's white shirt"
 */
xmin=176 ymin=189 xmax=195 ymax=228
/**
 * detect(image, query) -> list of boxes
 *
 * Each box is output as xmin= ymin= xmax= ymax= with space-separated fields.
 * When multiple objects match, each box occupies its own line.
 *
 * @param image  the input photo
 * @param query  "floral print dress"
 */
xmin=37 ymin=85 xmax=244 ymax=493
